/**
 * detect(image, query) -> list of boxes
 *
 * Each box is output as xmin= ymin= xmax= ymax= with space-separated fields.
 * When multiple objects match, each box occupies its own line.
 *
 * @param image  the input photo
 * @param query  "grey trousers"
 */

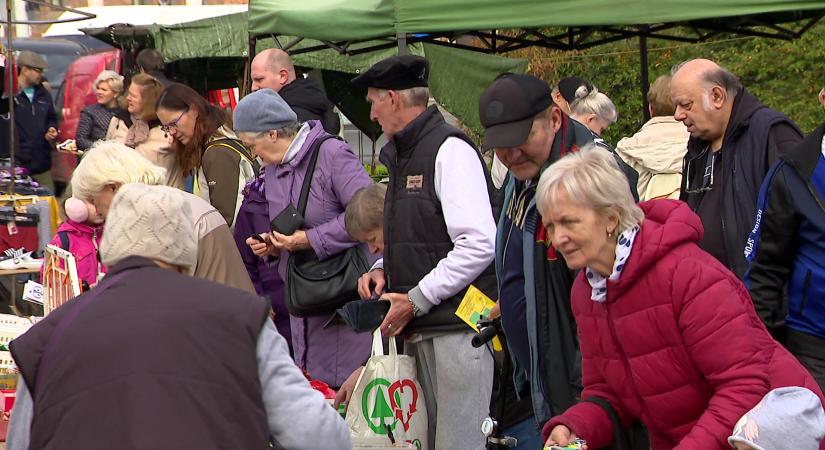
xmin=406 ymin=331 xmax=494 ymax=450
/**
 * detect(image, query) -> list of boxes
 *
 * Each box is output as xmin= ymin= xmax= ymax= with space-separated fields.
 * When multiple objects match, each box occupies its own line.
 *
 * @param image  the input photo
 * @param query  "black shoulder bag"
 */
xmin=285 ymin=135 xmax=370 ymax=317
xmin=582 ymin=396 xmax=650 ymax=450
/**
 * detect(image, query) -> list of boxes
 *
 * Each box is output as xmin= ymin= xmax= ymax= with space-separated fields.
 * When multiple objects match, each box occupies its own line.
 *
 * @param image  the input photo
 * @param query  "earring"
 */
xmin=607 ymin=229 xmax=614 ymax=238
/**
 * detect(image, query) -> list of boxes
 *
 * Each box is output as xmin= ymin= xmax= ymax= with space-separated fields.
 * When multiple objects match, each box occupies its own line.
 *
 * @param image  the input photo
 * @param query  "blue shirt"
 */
xmin=499 ymin=210 xmax=531 ymax=374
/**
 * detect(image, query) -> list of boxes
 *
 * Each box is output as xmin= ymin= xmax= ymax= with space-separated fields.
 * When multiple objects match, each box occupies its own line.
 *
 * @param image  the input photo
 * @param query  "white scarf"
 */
xmin=586 ymin=227 xmax=639 ymax=302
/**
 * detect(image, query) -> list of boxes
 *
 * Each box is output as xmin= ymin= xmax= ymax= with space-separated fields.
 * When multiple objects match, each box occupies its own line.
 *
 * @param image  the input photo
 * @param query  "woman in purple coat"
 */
xmin=234 ymin=89 xmax=373 ymax=388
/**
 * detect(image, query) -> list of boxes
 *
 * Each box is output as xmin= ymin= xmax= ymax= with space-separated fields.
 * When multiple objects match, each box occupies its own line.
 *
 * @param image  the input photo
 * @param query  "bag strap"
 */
xmin=296 ymin=135 xmax=342 ymax=217
xmin=582 ymin=396 xmax=629 ymax=450
xmin=206 ymin=138 xmax=261 ymax=175
xmin=57 ymin=230 xmax=70 ymax=251
xmin=370 ymin=328 xmax=399 ymax=357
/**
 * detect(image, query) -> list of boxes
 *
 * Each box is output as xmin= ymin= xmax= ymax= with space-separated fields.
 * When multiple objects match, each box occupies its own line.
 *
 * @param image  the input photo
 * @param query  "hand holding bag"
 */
xmin=285 ymin=135 xmax=370 ymax=317
xmin=346 ymin=330 xmax=429 ymax=450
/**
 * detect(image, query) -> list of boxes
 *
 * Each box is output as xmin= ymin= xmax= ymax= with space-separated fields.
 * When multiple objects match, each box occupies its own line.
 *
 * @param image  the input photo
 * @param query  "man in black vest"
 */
xmin=351 ymin=55 xmax=496 ymax=450
xmin=671 ymin=59 xmax=802 ymax=278
xmin=7 ymin=184 xmax=349 ymax=450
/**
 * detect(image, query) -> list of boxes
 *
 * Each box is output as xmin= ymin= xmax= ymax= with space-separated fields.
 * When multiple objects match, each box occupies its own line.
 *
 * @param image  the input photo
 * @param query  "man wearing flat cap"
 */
xmin=5 ymin=51 xmax=58 ymax=190
xmin=349 ymin=54 xmax=497 ymax=449
xmin=479 ymin=73 xmax=628 ymax=435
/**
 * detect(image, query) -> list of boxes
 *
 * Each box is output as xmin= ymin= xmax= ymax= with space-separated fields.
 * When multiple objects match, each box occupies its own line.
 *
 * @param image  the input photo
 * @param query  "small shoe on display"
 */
xmin=0 ymin=249 xmax=43 ymax=270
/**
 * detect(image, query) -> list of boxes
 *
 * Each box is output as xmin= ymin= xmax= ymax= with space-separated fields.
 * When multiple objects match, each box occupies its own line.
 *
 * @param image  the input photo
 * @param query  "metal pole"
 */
xmin=639 ymin=33 xmax=650 ymax=122
xmin=6 ymin=0 xmax=16 ymax=196
xmin=244 ymin=34 xmax=256 ymax=97
xmin=397 ymin=32 xmax=408 ymax=55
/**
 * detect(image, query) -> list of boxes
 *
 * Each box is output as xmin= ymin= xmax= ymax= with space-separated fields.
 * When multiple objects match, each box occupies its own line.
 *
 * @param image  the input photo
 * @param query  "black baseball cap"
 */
xmin=351 ymin=55 xmax=429 ymax=90
xmin=557 ymin=76 xmax=593 ymax=104
xmin=479 ymin=73 xmax=553 ymax=150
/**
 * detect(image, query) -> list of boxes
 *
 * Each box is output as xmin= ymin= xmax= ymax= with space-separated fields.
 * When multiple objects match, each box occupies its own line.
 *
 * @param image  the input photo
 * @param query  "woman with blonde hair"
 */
xmin=71 ymin=140 xmax=254 ymax=293
xmin=106 ymin=74 xmax=181 ymax=187
xmin=537 ymin=145 xmax=824 ymax=450
xmin=75 ymin=70 xmax=125 ymax=151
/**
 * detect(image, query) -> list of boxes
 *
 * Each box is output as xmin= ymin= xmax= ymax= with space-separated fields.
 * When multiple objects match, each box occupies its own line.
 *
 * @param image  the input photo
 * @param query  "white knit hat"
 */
xmin=99 ymin=183 xmax=197 ymax=269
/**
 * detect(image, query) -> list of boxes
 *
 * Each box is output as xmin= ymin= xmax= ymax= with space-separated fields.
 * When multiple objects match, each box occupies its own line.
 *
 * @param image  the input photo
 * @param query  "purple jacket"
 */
xmin=265 ymin=121 xmax=373 ymax=388
xmin=233 ymin=174 xmax=291 ymax=350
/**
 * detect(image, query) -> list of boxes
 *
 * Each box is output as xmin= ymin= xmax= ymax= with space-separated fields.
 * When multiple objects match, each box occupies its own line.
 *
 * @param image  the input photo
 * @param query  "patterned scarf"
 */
xmin=124 ymin=117 xmax=150 ymax=148
xmin=586 ymin=226 xmax=639 ymax=302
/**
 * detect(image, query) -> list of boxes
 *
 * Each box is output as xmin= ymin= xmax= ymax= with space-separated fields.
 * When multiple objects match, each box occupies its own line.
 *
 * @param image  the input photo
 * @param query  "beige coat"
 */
xmin=106 ymin=117 xmax=184 ymax=189
xmin=615 ymin=116 xmax=690 ymax=201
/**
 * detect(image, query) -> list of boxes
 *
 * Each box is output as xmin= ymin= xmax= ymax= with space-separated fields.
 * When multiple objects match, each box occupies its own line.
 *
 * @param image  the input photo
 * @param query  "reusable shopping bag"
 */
xmin=346 ymin=330 xmax=428 ymax=450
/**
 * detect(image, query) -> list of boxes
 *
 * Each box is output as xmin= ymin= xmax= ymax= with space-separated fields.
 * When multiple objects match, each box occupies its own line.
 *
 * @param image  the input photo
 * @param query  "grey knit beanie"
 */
xmin=100 ymin=183 xmax=197 ymax=270
xmin=233 ymin=88 xmax=298 ymax=132
xmin=728 ymin=387 xmax=825 ymax=450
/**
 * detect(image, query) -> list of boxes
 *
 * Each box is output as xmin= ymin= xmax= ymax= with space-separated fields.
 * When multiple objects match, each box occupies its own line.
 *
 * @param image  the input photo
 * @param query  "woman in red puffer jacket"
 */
xmin=535 ymin=147 xmax=824 ymax=450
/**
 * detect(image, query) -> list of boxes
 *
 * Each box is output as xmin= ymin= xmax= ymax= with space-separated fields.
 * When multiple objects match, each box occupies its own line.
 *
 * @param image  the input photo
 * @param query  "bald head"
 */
xmin=671 ymin=59 xmax=741 ymax=148
xmin=251 ymin=48 xmax=297 ymax=92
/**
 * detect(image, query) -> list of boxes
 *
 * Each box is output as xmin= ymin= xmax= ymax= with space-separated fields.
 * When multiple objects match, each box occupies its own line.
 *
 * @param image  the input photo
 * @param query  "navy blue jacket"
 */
xmin=746 ymin=121 xmax=825 ymax=340
xmin=12 ymin=85 xmax=57 ymax=174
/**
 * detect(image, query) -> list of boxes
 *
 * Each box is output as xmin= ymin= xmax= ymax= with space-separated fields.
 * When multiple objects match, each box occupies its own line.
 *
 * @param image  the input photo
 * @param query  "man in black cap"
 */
xmin=480 ymin=73 xmax=611 ymax=434
xmin=2 ymin=51 xmax=58 ymax=191
xmin=350 ymin=54 xmax=497 ymax=450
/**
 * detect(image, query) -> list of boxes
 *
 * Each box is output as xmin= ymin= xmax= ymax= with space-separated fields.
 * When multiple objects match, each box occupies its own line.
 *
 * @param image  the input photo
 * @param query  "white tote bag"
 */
xmin=346 ymin=330 xmax=428 ymax=450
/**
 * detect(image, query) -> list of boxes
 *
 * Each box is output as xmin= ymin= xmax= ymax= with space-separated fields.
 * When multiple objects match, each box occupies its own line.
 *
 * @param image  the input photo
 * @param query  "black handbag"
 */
xmin=582 ymin=396 xmax=651 ymax=450
xmin=285 ymin=135 xmax=370 ymax=317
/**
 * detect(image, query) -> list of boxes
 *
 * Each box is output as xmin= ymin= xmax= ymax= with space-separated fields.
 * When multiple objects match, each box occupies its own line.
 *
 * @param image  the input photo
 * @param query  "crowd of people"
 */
xmin=1 ymin=43 xmax=824 ymax=450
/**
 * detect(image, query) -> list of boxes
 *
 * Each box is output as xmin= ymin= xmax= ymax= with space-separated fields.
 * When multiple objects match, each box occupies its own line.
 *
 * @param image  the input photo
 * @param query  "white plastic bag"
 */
xmin=346 ymin=330 xmax=428 ymax=450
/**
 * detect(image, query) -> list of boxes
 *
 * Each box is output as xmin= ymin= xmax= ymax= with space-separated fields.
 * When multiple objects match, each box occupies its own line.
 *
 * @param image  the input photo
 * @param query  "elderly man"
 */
xmin=616 ymin=75 xmax=690 ymax=201
xmin=8 ymin=51 xmax=58 ymax=190
xmin=671 ymin=58 xmax=803 ymax=278
xmin=479 ymin=73 xmax=612 ymax=438
xmin=745 ymin=69 xmax=825 ymax=391
xmin=250 ymin=48 xmax=340 ymax=134
xmin=349 ymin=55 xmax=497 ymax=450
xmin=7 ymin=183 xmax=350 ymax=450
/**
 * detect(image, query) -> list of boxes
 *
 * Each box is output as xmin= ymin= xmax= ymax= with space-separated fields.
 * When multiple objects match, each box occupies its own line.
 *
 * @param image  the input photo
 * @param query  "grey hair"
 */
xmin=240 ymin=122 xmax=302 ymax=141
xmin=375 ymin=87 xmax=430 ymax=108
xmin=345 ymin=183 xmax=387 ymax=238
xmin=671 ymin=59 xmax=743 ymax=97
xmin=569 ymin=89 xmax=618 ymax=124
xmin=536 ymin=144 xmax=643 ymax=234
xmin=94 ymin=70 xmax=124 ymax=94
xmin=71 ymin=140 xmax=166 ymax=202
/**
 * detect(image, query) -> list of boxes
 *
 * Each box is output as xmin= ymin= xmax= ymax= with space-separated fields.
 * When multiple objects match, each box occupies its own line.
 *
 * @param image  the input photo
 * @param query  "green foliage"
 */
xmin=365 ymin=164 xmax=389 ymax=181
xmin=515 ymin=22 xmax=825 ymax=144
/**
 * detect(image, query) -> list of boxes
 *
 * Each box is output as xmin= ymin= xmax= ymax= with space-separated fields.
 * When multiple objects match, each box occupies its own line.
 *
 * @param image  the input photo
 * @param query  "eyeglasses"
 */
xmin=683 ymin=151 xmax=716 ymax=195
xmin=161 ymin=108 xmax=188 ymax=133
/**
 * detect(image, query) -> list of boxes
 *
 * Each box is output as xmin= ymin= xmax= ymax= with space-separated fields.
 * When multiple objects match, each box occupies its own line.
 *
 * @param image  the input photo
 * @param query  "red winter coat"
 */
xmin=542 ymin=200 xmax=824 ymax=450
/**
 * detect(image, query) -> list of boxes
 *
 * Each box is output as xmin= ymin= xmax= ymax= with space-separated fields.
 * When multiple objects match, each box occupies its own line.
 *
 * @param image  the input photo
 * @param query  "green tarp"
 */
xmin=249 ymin=0 xmax=825 ymax=40
xmin=86 ymin=12 xmax=527 ymax=137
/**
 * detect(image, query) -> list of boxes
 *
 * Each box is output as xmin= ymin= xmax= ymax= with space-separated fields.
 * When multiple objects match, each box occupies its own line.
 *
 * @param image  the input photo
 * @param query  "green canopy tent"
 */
xmin=248 ymin=0 xmax=825 ymax=120
xmin=84 ymin=12 xmax=529 ymax=142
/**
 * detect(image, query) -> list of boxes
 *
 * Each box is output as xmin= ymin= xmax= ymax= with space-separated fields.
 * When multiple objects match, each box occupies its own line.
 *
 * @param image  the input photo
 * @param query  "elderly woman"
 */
xmin=537 ymin=146 xmax=824 ymax=450
xmin=237 ymin=89 xmax=372 ymax=389
xmin=156 ymin=83 xmax=257 ymax=227
xmin=107 ymin=74 xmax=180 ymax=187
xmin=71 ymin=140 xmax=254 ymax=293
xmin=75 ymin=70 xmax=124 ymax=151
xmin=568 ymin=87 xmax=618 ymax=137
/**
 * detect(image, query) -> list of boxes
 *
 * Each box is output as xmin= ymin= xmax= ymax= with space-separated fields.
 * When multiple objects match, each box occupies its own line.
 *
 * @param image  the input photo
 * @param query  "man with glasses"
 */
xmin=671 ymin=59 xmax=802 ymax=278
xmin=3 ymin=51 xmax=58 ymax=191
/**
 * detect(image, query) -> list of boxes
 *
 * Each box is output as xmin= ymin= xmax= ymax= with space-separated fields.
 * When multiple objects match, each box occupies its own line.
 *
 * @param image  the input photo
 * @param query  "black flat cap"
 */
xmin=351 ymin=55 xmax=429 ymax=90
xmin=479 ymin=73 xmax=553 ymax=150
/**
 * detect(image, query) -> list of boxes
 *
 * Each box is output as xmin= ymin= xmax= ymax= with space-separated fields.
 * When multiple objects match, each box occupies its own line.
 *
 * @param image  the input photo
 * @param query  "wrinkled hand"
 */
xmin=486 ymin=300 xmax=501 ymax=320
xmin=378 ymin=293 xmax=414 ymax=337
xmin=545 ymin=425 xmax=586 ymax=449
xmin=358 ymin=269 xmax=386 ymax=299
xmin=45 ymin=127 xmax=58 ymax=142
xmin=269 ymin=230 xmax=311 ymax=252
xmin=333 ymin=366 xmax=364 ymax=409
xmin=245 ymin=233 xmax=278 ymax=257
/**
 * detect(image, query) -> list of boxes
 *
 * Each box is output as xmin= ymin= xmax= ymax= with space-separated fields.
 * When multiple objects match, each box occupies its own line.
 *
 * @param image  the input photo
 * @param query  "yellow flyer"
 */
xmin=455 ymin=285 xmax=503 ymax=351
